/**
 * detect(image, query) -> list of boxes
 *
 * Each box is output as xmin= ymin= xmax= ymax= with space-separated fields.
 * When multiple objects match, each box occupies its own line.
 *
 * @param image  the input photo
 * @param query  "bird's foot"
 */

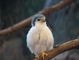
xmin=41 ymin=52 xmax=48 ymax=59
xmin=36 ymin=52 xmax=48 ymax=59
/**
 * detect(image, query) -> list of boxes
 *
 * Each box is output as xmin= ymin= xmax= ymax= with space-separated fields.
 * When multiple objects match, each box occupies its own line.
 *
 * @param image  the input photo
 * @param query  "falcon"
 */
xmin=26 ymin=14 xmax=54 ymax=59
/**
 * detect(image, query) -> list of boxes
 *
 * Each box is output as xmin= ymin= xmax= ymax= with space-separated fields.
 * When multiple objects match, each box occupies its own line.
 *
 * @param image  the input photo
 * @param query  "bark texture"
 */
xmin=34 ymin=38 xmax=79 ymax=60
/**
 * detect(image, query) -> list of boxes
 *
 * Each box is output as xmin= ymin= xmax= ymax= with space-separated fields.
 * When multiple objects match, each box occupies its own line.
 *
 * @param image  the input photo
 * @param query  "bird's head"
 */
xmin=31 ymin=14 xmax=46 ymax=27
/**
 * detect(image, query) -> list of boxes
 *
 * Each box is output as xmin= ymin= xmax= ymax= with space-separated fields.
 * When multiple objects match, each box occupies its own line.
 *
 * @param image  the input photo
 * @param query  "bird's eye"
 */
xmin=37 ymin=18 xmax=40 ymax=21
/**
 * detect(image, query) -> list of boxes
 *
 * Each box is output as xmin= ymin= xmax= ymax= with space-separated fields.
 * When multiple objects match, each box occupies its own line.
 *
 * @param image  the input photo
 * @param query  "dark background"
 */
xmin=0 ymin=0 xmax=79 ymax=60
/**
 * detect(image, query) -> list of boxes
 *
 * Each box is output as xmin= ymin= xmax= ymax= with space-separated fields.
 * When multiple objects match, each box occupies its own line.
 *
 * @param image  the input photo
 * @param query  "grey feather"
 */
xmin=31 ymin=14 xmax=45 ymax=26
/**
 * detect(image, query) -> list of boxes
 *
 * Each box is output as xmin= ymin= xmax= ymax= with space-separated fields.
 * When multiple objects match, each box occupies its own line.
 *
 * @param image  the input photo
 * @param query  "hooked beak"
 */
xmin=40 ymin=17 xmax=45 ymax=22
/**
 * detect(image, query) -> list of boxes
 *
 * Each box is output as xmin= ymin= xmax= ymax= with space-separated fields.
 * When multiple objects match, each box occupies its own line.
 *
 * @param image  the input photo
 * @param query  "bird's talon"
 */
xmin=41 ymin=52 xmax=48 ymax=59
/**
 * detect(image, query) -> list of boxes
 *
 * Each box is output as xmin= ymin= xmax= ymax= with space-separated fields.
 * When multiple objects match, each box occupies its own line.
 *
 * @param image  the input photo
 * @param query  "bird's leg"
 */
xmin=41 ymin=52 xmax=48 ymax=59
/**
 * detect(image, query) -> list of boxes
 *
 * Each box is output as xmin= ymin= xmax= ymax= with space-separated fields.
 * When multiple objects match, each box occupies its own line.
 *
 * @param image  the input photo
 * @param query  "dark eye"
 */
xmin=37 ymin=18 xmax=40 ymax=21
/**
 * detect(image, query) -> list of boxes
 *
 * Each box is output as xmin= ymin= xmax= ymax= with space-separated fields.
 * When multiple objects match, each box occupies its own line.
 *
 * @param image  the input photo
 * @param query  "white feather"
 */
xmin=27 ymin=21 xmax=54 ymax=56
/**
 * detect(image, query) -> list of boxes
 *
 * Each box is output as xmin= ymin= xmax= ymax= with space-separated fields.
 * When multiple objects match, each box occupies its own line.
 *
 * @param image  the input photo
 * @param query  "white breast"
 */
xmin=26 ymin=24 xmax=54 ymax=55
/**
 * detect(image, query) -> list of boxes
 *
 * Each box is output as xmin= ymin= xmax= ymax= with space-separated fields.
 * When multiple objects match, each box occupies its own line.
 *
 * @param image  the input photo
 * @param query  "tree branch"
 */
xmin=0 ymin=0 xmax=75 ymax=35
xmin=33 ymin=38 xmax=79 ymax=60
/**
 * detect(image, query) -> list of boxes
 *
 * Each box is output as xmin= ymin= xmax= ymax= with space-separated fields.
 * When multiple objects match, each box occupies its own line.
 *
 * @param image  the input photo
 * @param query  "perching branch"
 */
xmin=0 ymin=0 xmax=75 ymax=35
xmin=34 ymin=38 xmax=79 ymax=60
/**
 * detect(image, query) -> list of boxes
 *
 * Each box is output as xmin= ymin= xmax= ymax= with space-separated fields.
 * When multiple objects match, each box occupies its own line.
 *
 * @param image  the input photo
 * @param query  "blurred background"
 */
xmin=0 ymin=0 xmax=79 ymax=60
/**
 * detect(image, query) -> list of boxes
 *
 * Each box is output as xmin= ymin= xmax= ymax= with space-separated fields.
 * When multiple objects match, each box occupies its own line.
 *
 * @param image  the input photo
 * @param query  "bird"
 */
xmin=26 ymin=14 xmax=54 ymax=59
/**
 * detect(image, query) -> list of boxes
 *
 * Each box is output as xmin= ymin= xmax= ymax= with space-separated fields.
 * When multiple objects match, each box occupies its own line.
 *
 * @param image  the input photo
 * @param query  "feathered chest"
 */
xmin=27 ymin=25 xmax=53 ymax=44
